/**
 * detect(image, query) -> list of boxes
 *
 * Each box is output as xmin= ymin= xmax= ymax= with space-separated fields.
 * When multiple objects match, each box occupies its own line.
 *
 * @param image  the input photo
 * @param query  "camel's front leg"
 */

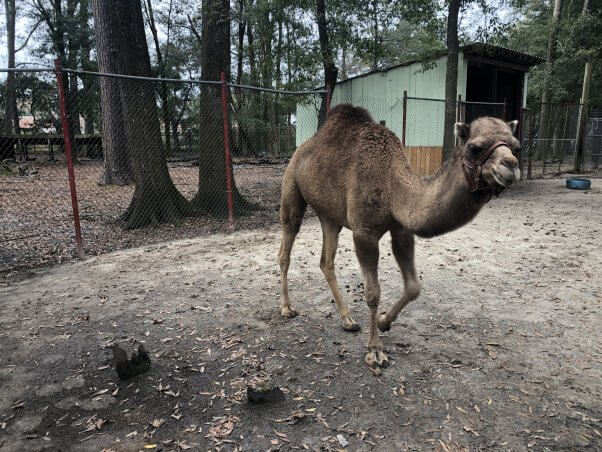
xmin=319 ymin=217 xmax=359 ymax=331
xmin=353 ymin=231 xmax=388 ymax=367
xmin=377 ymin=228 xmax=421 ymax=332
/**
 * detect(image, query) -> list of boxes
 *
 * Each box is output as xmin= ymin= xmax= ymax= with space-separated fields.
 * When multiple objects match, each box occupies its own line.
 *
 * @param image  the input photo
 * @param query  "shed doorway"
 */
xmin=465 ymin=62 xmax=524 ymax=122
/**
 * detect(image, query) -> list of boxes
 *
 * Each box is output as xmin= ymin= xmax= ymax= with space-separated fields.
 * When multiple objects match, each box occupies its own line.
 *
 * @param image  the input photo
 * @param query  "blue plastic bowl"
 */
xmin=566 ymin=178 xmax=592 ymax=190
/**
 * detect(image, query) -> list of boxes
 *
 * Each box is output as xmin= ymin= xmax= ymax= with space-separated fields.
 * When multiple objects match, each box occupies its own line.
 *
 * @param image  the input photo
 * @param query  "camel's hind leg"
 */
xmin=353 ymin=230 xmax=388 ymax=368
xmin=278 ymin=177 xmax=307 ymax=318
xmin=377 ymin=227 xmax=421 ymax=332
xmin=319 ymin=216 xmax=360 ymax=331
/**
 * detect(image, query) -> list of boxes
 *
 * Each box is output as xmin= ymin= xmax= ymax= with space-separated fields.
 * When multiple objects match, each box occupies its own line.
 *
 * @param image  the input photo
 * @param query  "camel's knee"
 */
xmin=406 ymin=280 xmax=421 ymax=300
xmin=365 ymin=285 xmax=381 ymax=309
xmin=319 ymin=256 xmax=333 ymax=274
xmin=279 ymin=254 xmax=289 ymax=271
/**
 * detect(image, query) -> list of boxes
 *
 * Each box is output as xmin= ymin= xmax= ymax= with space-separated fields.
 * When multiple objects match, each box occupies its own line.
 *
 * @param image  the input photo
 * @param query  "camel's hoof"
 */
xmin=365 ymin=349 xmax=389 ymax=368
xmin=280 ymin=307 xmax=299 ymax=318
xmin=377 ymin=312 xmax=391 ymax=332
xmin=342 ymin=320 xmax=361 ymax=332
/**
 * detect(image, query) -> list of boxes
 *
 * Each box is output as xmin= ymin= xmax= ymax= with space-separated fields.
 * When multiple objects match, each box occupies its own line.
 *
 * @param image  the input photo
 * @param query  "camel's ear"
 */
xmin=507 ymin=120 xmax=518 ymax=135
xmin=454 ymin=122 xmax=470 ymax=143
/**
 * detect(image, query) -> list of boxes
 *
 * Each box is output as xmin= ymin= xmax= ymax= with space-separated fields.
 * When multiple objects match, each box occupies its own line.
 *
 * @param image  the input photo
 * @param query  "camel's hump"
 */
xmin=326 ymin=104 xmax=373 ymax=124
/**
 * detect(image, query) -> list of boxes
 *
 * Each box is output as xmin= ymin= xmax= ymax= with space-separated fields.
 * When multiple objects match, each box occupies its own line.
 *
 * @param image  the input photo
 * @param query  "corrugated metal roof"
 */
xmin=335 ymin=43 xmax=544 ymax=86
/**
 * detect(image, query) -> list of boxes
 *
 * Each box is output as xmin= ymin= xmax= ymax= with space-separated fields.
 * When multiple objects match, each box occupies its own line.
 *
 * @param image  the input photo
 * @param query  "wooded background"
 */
xmin=0 ymin=0 xmax=600 ymax=229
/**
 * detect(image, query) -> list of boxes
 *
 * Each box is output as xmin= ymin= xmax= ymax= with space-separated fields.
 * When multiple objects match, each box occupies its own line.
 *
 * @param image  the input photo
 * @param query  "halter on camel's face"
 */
xmin=455 ymin=117 xmax=521 ymax=196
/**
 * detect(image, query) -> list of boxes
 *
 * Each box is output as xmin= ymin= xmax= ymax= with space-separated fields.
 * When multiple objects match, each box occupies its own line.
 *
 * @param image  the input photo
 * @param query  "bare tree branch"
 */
xmin=15 ymin=18 xmax=43 ymax=52
xmin=186 ymin=13 xmax=202 ymax=45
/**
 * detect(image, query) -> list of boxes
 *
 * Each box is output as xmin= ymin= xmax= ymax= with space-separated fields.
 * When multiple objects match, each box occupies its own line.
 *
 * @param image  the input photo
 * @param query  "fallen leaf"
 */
xmin=151 ymin=419 xmax=165 ymax=429
xmin=336 ymin=434 xmax=349 ymax=448
xmin=463 ymin=426 xmax=480 ymax=437
xmin=206 ymin=416 xmax=239 ymax=440
xmin=92 ymin=389 xmax=108 ymax=397
xmin=85 ymin=417 xmax=106 ymax=432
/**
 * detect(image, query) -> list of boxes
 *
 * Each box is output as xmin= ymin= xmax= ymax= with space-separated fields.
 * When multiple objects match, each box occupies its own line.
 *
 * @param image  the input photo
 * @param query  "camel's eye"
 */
xmin=468 ymin=143 xmax=481 ymax=155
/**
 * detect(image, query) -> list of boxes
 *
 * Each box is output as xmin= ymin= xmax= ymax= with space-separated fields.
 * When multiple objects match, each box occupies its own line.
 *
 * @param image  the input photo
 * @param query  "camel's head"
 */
xmin=455 ymin=117 xmax=521 ymax=195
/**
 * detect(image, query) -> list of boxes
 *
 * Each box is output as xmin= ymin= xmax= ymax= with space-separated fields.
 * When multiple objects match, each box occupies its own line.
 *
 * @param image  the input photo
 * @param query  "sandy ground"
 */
xmin=0 ymin=179 xmax=601 ymax=451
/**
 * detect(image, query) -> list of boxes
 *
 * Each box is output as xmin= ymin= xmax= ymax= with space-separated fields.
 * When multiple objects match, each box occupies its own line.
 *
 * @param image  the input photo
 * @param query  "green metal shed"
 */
xmin=296 ymin=44 xmax=542 ymax=174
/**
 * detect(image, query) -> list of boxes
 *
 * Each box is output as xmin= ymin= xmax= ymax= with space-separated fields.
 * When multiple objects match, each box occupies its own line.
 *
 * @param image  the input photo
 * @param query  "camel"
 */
xmin=278 ymin=104 xmax=521 ymax=367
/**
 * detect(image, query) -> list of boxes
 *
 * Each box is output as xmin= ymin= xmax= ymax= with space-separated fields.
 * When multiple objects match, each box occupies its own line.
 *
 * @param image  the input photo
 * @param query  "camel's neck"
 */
xmin=390 ymin=157 xmax=491 ymax=238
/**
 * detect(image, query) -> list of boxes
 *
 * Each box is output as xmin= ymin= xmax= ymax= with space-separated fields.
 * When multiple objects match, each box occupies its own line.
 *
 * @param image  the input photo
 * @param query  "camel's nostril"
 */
xmin=501 ymin=157 xmax=518 ymax=169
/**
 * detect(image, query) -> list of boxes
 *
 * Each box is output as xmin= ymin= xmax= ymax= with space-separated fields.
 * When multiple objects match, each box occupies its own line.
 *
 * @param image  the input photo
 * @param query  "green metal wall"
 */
xmin=295 ymin=53 xmax=469 ymax=147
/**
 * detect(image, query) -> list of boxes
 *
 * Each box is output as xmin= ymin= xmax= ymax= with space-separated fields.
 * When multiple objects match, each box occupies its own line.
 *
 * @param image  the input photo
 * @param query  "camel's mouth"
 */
xmin=491 ymin=167 xmax=520 ymax=188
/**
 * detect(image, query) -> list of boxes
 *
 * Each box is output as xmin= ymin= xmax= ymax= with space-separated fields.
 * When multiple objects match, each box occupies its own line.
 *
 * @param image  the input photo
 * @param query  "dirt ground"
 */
xmin=0 ymin=178 xmax=601 ymax=451
xmin=0 ymin=161 xmax=286 ymax=275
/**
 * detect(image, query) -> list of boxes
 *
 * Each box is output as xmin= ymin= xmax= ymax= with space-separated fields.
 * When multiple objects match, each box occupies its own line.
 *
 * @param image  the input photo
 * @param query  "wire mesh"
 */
xmin=405 ymin=97 xmax=445 ymax=176
xmin=520 ymin=103 xmax=602 ymax=178
xmin=4 ymin=66 xmax=596 ymax=275
xmin=0 ymin=68 xmax=326 ymax=274
xmin=0 ymin=69 xmax=74 ymax=270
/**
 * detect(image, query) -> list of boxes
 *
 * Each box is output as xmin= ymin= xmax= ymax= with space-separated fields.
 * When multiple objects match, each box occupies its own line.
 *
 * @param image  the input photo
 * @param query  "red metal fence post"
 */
xmin=220 ymin=72 xmax=235 ymax=232
xmin=402 ymin=90 xmax=407 ymax=147
xmin=54 ymin=58 xmax=84 ymax=259
xmin=325 ymin=84 xmax=331 ymax=112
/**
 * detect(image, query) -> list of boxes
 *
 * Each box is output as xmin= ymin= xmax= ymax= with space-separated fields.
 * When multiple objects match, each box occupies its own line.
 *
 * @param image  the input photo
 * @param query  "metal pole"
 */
xmin=220 ymin=72 xmax=234 ymax=232
xmin=455 ymin=94 xmax=462 ymax=147
xmin=325 ymin=84 xmax=331 ymax=112
xmin=402 ymin=90 xmax=407 ymax=147
xmin=519 ymin=107 xmax=525 ymax=177
xmin=54 ymin=58 xmax=84 ymax=260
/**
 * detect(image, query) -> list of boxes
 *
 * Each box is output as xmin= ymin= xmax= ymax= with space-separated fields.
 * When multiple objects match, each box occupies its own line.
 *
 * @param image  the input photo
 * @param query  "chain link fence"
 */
xmin=0 ymin=65 xmax=325 ymax=275
xmin=2 ymin=65 xmax=599 ymax=275
xmin=522 ymin=103 xmax=601 ymax=178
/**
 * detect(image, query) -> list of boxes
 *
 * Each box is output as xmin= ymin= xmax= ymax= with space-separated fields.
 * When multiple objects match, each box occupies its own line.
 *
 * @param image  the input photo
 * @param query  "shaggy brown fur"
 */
xmin=279 ymin=104 xmax=520 ymax=367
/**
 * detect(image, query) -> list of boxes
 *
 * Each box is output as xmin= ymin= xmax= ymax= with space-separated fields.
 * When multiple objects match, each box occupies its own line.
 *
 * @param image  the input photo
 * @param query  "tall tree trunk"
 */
xmin=537 ymin=0 xmax=563 ymax=159
xmin=192 ymin=0 xmax=251 ymax=215
xmin=371 ymin=0 xmax=378 ymax=70
xmin=110 ymin=0 xmax=188 ymax=228
xmin=92 ymin=0 xmax=133 ymax=185
xmin=2 ymin=0 xmax=18 ymax=160
xmin=246 ymin=0 xmax=257 ymax=86
xmin=236 ymin=0 xmax=245 ymax=85
xmin=145 ymin=0 xmax=173 ymax=156
xmin=442 ymin=0 xmax=460 ymax=161
xmin=316 ymin=0 xmax=338 ymax=127
xmin=65 ymin=0 xmax=82 ymax=162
